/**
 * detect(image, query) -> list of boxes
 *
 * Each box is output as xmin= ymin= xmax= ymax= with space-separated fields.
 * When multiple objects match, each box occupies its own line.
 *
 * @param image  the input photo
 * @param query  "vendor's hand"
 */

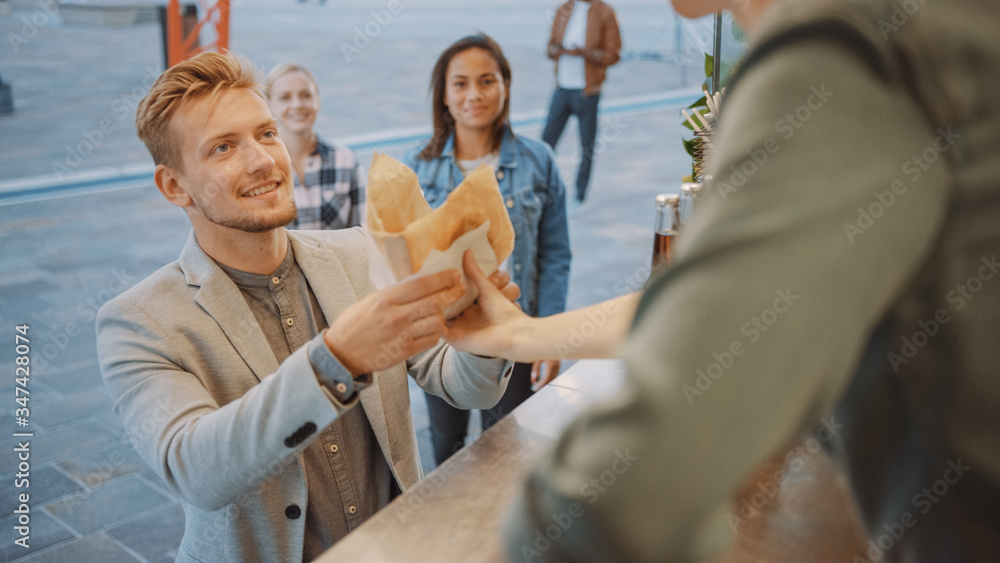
xmin=480 ymin=261 xmax=521 ymax=305
xmin=530 ymin=359 xmax=561 ymax=391
xmin=445 ymin=250 xmax=526 ymax=357
xmin=325 ymin=269 xmax=466 ymax=374
xmin=566 ymin=46 xmax=585 ymax=57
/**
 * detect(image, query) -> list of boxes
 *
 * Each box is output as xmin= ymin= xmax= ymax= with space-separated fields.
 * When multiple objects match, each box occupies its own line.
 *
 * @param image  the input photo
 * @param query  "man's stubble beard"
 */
xmin=191 ymin=184 xmax=299 ymax=233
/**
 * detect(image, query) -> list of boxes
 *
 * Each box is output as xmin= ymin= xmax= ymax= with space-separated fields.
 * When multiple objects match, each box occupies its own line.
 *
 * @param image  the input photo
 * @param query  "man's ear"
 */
xmin=155 ymin=164 xmax=193 ymax=208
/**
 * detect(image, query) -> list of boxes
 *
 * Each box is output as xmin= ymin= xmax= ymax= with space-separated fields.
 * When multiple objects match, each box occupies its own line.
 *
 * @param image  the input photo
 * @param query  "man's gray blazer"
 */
xmin=97 ymin=228 xmax=511 ymax=562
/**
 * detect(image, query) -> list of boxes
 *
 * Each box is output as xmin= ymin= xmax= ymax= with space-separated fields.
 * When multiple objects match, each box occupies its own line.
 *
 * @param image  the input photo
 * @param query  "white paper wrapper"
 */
xmin=366 ymin=221 xmax=497 ymax=319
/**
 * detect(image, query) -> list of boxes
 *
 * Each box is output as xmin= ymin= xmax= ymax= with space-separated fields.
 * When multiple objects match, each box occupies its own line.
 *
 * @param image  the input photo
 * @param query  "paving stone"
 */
xmin=0 ymin=507 xmax=76 ymax=561
xmin=28 ymin=334 xmax=106 ymax=386
xmin=104 ymin=502 xmax=184 ymax=560
xmin=136 ymin=468 xmax=175 ymax=499
xmin=0 ymin=465 xmax=83 ymax=514
xmin=56 ymin=442 xmax=145 ymax=488
xmin=35 ymin=358 xmax=105 ymax=395
xmin=44 ymin=475 xmax=170 ymax=535
xmin=0 ymin=277 xmax=60 ymax=301
xmin=91 ymin=411 xmax=130 ymax=442
xmin=31 ymin=388 xmax=112 ymax=431
xmin=0 ymin=421 xmax=120 ymax=476
xmin=19 ymin=532 xmax=139 ymax=563
xmin=0 ymin=385 xmax=58 ymax=434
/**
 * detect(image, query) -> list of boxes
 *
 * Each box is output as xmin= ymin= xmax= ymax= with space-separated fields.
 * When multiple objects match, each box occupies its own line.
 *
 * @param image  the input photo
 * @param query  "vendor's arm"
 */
xmin=446 ymin=251 xmax=639 ymax=362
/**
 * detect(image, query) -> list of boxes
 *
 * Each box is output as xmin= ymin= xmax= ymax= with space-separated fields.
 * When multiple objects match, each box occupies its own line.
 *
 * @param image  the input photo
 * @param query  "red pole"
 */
xmin=167 ymin=0 xmax=183 ymax=66
xmin=218 ymin=0 xmax=229 ymax=52
xmin=166 ymin=0 xmax=230 ymax=65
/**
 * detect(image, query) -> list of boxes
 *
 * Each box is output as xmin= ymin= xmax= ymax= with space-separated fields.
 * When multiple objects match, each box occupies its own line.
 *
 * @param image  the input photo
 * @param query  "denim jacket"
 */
xmin=403 ymin=128 xmax=571 ymax=317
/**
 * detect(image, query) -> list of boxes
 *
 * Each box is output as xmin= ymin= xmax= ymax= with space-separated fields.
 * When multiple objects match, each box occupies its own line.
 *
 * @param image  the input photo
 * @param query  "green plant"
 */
xmin=681 ymin=53 xmax=735 ymax=182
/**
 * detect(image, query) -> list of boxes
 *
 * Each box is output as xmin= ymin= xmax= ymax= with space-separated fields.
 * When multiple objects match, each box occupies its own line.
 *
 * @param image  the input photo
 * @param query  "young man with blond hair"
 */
xmin=97 ymin=51 xmax=514 ymax=562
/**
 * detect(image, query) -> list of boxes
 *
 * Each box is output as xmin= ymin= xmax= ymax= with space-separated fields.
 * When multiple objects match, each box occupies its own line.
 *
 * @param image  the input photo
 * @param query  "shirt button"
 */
xmin=286 ymin=504 xmax=301 ymax=519
xmin=335 ymin=382 xmax=348 ymax=394
xmin=329 ymin=444 xmax=339 ymax=453
xmin=506 ymin=198 xmax=514 ymax=209
xmin=271 ymin=276 xmax=280 ymax=284
xmin=286 ymin=318 xmax=294 ymax=327
xmin=514 ymin=263 xmax=522 ymax=271
xmin=496 ymin=170 xmax=505 ymax=180
xmin=349 ymin=505 xmax=357 ymax=515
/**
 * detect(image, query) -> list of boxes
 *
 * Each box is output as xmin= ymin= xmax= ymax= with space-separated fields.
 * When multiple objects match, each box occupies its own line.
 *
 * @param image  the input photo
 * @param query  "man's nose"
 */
xmin=246 ymin=141 xmax=275 ymax=174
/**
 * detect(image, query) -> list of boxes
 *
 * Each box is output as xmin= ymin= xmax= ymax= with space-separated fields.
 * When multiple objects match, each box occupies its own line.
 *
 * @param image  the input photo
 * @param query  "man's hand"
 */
xmin=445 ymin=250 xmax=525 ymax=358
xmin=530 ymin=359 xmax=561 ymax=391
xmin=324 ymin=269 xmax=466 ymax=375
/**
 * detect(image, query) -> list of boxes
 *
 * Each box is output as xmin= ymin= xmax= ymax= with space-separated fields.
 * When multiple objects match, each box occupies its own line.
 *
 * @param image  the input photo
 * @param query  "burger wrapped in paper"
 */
xmin=365 ymin=152 xmax=515 ymax=318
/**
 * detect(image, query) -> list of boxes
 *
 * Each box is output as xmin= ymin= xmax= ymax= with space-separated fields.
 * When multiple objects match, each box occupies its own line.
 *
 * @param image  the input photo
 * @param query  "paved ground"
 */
xmin=0 ymin=0 xmax=714 ymax=560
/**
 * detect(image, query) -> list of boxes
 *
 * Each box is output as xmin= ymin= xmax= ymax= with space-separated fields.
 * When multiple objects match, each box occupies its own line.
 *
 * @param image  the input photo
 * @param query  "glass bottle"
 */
xmin=652 ymin=194 xmax=680 ymax=271
xmin=679 ymin=181 xmax=704 ymax=225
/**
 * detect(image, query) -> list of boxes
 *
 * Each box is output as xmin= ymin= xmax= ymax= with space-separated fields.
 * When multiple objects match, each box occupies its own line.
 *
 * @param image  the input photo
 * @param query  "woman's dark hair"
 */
xmin=418 ymin=33 xmax=513 ymax=160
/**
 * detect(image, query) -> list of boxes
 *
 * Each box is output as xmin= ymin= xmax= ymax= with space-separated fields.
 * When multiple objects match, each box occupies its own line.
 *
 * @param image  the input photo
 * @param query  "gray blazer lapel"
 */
xmin=290 ymin=231 xmax=400 ymax=477
xmin=289 ymin=232 xmax=361 ymax=327
xmin=179 ymin=231 xmax=279 ymax=382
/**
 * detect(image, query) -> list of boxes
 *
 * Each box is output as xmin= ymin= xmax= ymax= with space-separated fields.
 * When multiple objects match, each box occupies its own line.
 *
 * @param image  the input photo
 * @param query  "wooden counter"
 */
xmin=316 ymin=359 xmax=627 ymax=562
xmin=317 ymin=359 xmax=868 ymax=562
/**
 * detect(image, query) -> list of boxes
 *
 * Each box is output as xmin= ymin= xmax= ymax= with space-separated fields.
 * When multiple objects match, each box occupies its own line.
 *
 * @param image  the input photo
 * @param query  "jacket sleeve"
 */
xmin=97 ymin=298 xmax=354 ymax=512
xmin=503 ymin=35 xmax=948 ymax=562
xmin=407 ymin=341 xmax=512 ymax=409
xmin=535 ymin=147 xmax=572 ymax=318
xmin=547 ymin=2 xmax=572 ymax=60
xmin=584 ymin=5 xmax=621 ymax=68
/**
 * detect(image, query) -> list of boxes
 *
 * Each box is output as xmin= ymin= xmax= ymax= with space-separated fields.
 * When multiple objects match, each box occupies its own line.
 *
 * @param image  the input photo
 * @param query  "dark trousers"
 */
xmin=541 ymin=87 xmax=601 ymax=202
xmin=424 ymin=362 xmax=534 ymax=465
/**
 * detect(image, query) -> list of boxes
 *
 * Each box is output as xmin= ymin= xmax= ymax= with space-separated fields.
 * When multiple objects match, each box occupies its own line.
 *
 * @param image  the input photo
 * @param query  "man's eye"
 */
xmin=213 ymin=143 xmax=231 ymax=154
xmin=263 ymin=130 xmax=277 ymax=139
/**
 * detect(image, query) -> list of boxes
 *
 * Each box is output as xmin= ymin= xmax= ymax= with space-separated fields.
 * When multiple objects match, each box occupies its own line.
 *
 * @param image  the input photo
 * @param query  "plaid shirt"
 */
xmin=290 ymin=138 xmax=366 ymax=230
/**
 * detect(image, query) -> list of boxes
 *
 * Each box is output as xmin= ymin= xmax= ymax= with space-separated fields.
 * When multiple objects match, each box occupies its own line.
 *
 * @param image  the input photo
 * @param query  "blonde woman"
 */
xmin=265 ymin=63 xmax=365 ymax=230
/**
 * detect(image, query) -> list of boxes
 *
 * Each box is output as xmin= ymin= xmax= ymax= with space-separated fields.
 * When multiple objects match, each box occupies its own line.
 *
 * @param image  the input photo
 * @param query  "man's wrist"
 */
xmin=322 ymin=328 xmax=364 ymax=376
xmin=308 ymin=334 xmax=359 ymax=403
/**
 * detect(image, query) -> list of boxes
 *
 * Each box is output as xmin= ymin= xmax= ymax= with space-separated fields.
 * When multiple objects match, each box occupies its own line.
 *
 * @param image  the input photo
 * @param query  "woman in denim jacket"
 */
xmin=403 ymin=33 xmax=572 ymax=465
